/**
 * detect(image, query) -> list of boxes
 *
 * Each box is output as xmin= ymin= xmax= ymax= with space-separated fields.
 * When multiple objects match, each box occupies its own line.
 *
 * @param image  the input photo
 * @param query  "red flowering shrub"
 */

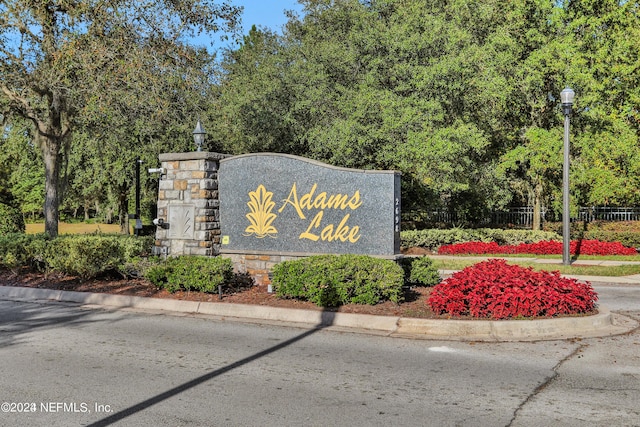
xmin=437 ymin=241 xmax=510 ymax=255
xmin=427 ymin=259 xmax=598 ymax=319
xmin=568 ymin=240 xmax=638 ymax=256
xmin=438 ymin=239 xmax=637 ymax=256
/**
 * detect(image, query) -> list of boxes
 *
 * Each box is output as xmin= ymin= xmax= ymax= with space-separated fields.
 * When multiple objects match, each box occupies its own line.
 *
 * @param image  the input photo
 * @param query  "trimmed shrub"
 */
xmin=401 ymin=228 xmax=560 ymax=251
xmin=480 ymin=229 xmax=561 ymax=245
xmin=271 ymin=255 xmax=339 ymax=305
xmin=145 ymin=256 xmax=233 ymax=293
xmin=582 ymin=231 xmax=640 ymax=249
xmin=112 ymin=235 xmax=155 ymax=259
xmin=0 ymin=233 xmax=156 ymax=278
xmin=0 ymin=233 xmax=49 ymax=270
xmin=45 ymin=235 xmax=125 ymax=279
xmin=428 ymin=259 xmax=598 ymax=319
xmin=271 ymin=254 xmax=404 ymax=307
xmin=401 ymin=228 xmax=490 ymax=251
xmin=0 ymin=203 xmax=25 ymax=234
xmin=0 ymin=233 xmax=30 ymax=269
xmin=402 ymin=256 xmax=441 ymax=287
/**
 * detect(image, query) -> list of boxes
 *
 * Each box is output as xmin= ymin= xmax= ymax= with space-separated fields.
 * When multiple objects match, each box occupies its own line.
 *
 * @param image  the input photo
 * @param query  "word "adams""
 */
xmin=278 ymin=183 xmax=362 ymax=243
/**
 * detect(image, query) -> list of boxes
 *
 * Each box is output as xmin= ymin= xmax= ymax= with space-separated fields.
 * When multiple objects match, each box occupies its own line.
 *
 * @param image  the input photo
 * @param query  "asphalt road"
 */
xmin=0 ymin=284 xmax=638 ymax=427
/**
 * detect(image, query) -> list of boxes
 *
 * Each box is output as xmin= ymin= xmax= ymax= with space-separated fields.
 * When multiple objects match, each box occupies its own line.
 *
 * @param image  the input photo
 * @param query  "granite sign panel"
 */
xmin=218 ymin=153 xmax=401 ymax=256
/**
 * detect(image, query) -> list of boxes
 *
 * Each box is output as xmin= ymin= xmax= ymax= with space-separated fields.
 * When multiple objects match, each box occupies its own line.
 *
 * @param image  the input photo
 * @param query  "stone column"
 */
xmin=153 ymin=152 xmax=228 ymax=257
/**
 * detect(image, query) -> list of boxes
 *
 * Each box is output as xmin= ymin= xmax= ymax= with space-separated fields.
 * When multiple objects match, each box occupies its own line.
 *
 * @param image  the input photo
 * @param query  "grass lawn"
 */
xmin=26 ymin=222 xmax=124 ymax=235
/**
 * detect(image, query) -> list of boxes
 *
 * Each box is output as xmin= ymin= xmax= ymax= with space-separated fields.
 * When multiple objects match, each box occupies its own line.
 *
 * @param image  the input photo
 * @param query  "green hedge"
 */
xmin=402 ymin=256 xmax=441 ymax=287
xmin=145 ymin=256 xmax=233 ymax=293
xmin=0 ymin=203 xmax=25 ymax=234
xmin=0 ymin=233 xmax=49 ymax=270
xmin=272 ymin=254 xmax=404 ymax=307
xmin=401 ymin=228 xmax=560 ymax=251
xmin=0 ymin=234 xmax=154 ymax=278
xmin=582 ymin=231 xmax=640 ymax=249
xmin=45 ymin=236 xmax=125 ymax=279
xmin=543 ymin=221 xmax=640 ymax=247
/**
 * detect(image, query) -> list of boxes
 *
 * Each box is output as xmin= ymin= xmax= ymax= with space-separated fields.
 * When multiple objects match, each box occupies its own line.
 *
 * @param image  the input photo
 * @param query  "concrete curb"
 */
xmin=393 ymin=307 xmax=637 ymax=341
xmin=1 ymin=286 xmax=636 ymax=341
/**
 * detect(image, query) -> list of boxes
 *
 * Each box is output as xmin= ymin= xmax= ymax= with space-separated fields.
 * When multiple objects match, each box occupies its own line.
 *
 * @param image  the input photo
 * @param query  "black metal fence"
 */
xmin=491 ymin=207 xmax=546 ymax=226
xmin=419 ymin=207 xmax=640 ymax=227
xmin=575 ymin=207 xmax=640 ymax=222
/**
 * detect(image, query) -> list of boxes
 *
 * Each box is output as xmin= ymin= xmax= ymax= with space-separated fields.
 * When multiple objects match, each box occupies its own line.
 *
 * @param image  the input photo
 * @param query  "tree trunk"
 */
xmin=118 ymin=184 xmax=130 ymax=235
xmin=29 ymin=90 xmax=70 ymax=239
xmin=42 ymin=136 xmax=61 ymax=238
xmin=532 ymin=182 xmax=543 ymax=231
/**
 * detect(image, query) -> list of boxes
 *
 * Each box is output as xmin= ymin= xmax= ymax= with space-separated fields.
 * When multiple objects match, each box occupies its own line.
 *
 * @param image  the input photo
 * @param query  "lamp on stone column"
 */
xmin=193 ymin=120 xmax=206 ymax=152
xmin=560 ymin=87 xmax=575 ymax=266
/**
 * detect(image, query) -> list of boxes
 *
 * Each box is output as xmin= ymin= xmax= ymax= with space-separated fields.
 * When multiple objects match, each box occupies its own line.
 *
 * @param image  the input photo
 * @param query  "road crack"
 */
xmin=507 ymin=343 xmax=585 ymax=427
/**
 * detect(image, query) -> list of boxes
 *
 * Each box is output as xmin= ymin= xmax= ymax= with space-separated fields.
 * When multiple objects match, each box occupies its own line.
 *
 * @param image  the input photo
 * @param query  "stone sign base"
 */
xmin=221 ymin=250 xmax=402 ymax=286
xmin=153 ymin=152 xmax=228 ymax=257
xmin=220 ymin=251 xmax=303 ymax=286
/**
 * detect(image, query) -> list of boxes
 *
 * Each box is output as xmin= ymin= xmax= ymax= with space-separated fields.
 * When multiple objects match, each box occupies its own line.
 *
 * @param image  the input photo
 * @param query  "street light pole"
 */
xmin=561 ymin=87 xmax=575 ymax=265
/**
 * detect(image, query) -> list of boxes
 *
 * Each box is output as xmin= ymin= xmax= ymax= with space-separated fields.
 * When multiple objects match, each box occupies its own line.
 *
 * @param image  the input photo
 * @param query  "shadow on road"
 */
xmin=0 ymin=299 xmax=109 ymax=349
xmin=88 ymin=311 xmax=337 ymax=427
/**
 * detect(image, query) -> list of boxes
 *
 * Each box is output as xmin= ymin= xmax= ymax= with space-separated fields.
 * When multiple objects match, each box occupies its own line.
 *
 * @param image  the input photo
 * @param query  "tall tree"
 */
xmin=213 ymin=25 xmax=300 ymax=155
xmin=0 ymin=0 xmax=240 ymax=236
xmin=215 ymin=0 xmax=640 ymax=224
xmin=0 ymin=117 xmax=44 ymax=217
xmin=283 ymin=0 xmax=517 ymax=218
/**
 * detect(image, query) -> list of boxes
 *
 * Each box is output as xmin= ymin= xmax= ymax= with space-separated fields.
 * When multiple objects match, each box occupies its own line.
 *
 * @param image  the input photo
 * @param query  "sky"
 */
xmin=193 ymin=0 xmax=305 ymax=53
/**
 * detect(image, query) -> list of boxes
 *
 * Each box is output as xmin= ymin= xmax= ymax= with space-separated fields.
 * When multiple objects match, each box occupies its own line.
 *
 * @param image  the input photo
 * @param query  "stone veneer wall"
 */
xmin=154 ymin=152 xmax=228 ymax=257
xmin=221 ymin=253 xmax=310 ymax=286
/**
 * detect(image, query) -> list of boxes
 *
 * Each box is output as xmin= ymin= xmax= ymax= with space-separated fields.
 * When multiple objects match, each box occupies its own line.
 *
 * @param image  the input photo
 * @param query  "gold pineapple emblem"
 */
xmin=244 ymin=185 xmax=278 ymax=238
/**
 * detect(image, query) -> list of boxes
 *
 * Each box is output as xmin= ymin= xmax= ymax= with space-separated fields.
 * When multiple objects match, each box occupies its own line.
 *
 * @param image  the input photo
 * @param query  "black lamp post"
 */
xmin=561 ymin=87 xmax=575 ymax=265
xmin=193 ymin=120 xmax=206 ymax=152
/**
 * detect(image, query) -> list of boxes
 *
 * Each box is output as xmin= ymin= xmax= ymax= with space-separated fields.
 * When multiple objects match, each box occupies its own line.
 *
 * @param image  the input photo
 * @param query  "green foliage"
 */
xmin=401 ymin=228 xmax=560 ymax=251
xmin=0 ymin=233 xmax=154 ymax=278
xmin=478 ymin=229 xmax=562 ymax=246
xmin=405 ymin=257 xmax=441 ymax=287
xmin=45 ymin=236 xmax=125 ymax=279
xmin=0 ymin=233 xmax=47 ymax=270
xmin=572 ymin=120 xmax=640 ymax=207
xmin=145 ymin=263 xmax=172 ymax=289
xmin=144 ymin=256 xmax=233 ymax=293
xmin=113 ymin=235 xmax=155 ymax=259
xmin=582 ymin=231 xmax=640 ymax=249
xmin=1 ymin=0 xmax=242 ymax=237
xmin=3 ymin=0 xmax=640 ymax=231
xmin=0 ymin=203 xmax=25 ymax=234
xmin=544 ymin=220 xmax=640 ymax=247
xmin=271 ymin=255 xmax=404 ymax=307
xmin=213 ymin=0 xmax=640 ymax=222
xmin=0 ymin=119 xmax=44 ymax=219
xmin=587 ymin=221 xmax=640 ymax=232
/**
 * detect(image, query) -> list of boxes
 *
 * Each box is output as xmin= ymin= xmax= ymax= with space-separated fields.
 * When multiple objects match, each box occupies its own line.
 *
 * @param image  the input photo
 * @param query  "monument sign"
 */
xmin=218 ymin=153 xmax=401 ymax=256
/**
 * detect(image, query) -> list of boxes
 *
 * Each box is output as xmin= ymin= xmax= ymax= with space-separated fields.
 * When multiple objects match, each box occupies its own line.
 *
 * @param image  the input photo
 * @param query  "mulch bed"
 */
xmin=0 ymin=267 xmax=437 ymax=318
